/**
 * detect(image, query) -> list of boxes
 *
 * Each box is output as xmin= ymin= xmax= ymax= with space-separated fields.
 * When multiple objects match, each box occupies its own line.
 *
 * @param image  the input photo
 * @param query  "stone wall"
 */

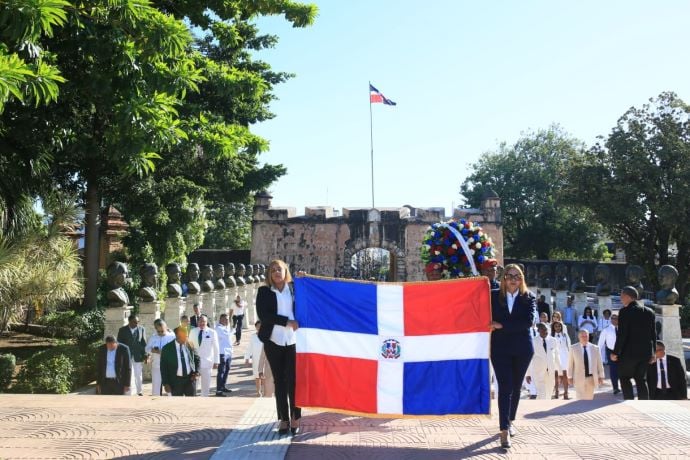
xmin=250 ymin=192 xmax=503 ymax=281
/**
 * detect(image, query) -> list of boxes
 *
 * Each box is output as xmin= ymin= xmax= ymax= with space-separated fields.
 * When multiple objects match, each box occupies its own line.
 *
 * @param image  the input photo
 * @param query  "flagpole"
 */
xmin=369 ymin=81 xmax=375 ymax=209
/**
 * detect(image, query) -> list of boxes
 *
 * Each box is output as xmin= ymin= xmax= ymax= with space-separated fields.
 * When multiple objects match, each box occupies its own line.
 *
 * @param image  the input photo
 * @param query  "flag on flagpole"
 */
xmin=294 ymin=276 xmax=491 ymax=417
xmin=369 ymin=83 xmax=397 ymax=106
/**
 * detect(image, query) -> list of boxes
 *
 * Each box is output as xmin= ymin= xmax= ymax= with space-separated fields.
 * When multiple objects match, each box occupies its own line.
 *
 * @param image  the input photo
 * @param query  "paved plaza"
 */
xmin=0 ymin=337 xmax=688 ymax=459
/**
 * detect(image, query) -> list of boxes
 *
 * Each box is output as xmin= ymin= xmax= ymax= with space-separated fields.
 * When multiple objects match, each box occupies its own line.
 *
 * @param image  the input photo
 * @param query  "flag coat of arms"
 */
xmin=294 ymin=276 xmax=491 ymax=417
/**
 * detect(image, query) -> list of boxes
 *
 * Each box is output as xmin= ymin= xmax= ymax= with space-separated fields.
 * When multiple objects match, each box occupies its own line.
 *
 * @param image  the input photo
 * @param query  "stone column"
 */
xmin=164 ymin=297 xmax=186 ymax=329
xmin=138 ymin=301 xmax=161 ymax=381
xmin=201 ymin=292 xmax=216 ymax=327
xmin=215 ymin=289 xmax=229 ymax=320
xmin=236 ymin=283 xmax=248 ymax=327
xmin=185 ymin=293 xmax=202 ymax=319
xmin=104 ymin=306 xmax=132 ymax=340
xmin=555 ymin=291 xmax=568 ymax=311
xmin=596 ymin=295 xmax=611 ymax=318
xmin=654 ymin=304 xmax=686 ymax=373
xmin=245 ymin=283 xmax=256 ymax=328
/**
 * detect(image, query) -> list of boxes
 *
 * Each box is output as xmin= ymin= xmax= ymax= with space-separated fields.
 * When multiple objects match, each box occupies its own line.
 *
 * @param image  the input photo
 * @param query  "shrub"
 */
xmin=13 ymin=343 xmax=99 ymax=394
xmin=36 ymin=309 xmax=104 ymax=346
xmin=15 ymin=354 xmax=74 ymax=394
xmin=0 ymin=353 xmax=16 ymax=391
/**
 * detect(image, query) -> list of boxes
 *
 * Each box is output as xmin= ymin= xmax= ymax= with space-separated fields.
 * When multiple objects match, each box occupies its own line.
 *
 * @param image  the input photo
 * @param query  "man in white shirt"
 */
xmin=214 ymin=313 xmax=233 ymax=396
xmin=647 ymin=340 xmax=688 ymax=400
xmin=568 ymin=329 xmax=605 ymax=400
xmin=526 ymin=323 xmax=560 ymax=399
xmin=161 ymin=326 xmax=199 ymax=396
xmin=145 ymin=319 xmax=175 ymax=396
xmin=231 ymin=296 xmax=247 ymax=345
xmin=597 ymin=313 xmax=620 ymax=395
xmin=189 ymin=315 xmax=219 ymax=397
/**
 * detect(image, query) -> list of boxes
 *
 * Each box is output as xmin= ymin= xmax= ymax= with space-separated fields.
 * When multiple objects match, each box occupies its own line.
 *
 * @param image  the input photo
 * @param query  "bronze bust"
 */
xmin=214 ymin=264 xmax=226 ymax=290
xmin=594 ymin=264 xmax=611 ymax=296
xmin=236 ymin=263 xmax=246 ymax=286
xmin=166 ymin=263 xmax=183 ymax=298
xmin=200 ymin=264 xmax=215 ymax=293
xmin=185 ymin=263 xmax=201 ymax=294
xmin=106 ymin=261 xmax=130 ymax=308
xmin=137 ymin=262 xmax=158 ymax=302
xmin=656 ymin=265 xmax=679 ymax=305
xmin=224 ymin=262 xmax=237 ymax=288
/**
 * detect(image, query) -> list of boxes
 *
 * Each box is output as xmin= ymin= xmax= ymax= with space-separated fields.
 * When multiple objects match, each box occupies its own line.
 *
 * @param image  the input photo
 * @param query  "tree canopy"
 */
xmin=461 ymin=125 xmax=606 ymax=260
xmin=0 ymin=0 xmax=317 ymax=308
xmin=568 ymin=92 xmax=690 ymax=297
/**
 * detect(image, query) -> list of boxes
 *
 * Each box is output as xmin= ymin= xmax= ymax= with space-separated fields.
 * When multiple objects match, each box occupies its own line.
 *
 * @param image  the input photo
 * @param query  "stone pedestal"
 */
xmin=201 ymin=292 xmax=216 ymax=326
xmin=185 ymin=293 xmax=202 ymax=318
xmin=245 ymin=284 xmax=256 ymax=328
xmin=573 ymin=292 xmax=587 ymax=323
xmin=236 ymin=284 xmax=248 ymax=326
xmin=214 ymin=290 xmax=229 ymax=320
xmin=104 ymin=306 xmax=132 ymax=340
xmin=655 ymin=304 xmax=686 ymax=373
xmin=137 ymin=301 xmax=161 ymax=381
xmin=538 ymin=285 xmax=551 ymax=304
xmin=597 ymin=296 xmax=612 ymax=318
xmin=555 ymin=291 xmax=568 ymax=311
xmin=164 ymin=297 xmax=186 ymax=329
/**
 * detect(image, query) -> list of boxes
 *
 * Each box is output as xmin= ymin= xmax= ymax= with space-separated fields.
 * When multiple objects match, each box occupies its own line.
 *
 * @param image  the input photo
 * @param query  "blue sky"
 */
xmin=252 ymin=1 xmax=690 ymax=216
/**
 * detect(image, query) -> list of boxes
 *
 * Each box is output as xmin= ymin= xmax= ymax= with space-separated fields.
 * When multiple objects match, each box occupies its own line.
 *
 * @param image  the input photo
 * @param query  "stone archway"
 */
xmin=343 ymin=238 xmax=406 ymax=281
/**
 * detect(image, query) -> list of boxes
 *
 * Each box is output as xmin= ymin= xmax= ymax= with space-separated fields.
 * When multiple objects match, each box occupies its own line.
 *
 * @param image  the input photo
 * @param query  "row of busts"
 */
xmin=105 ymin=261 xmax=267 ymax=308
xmin=520 ymin=262 xmax=679 ymax=305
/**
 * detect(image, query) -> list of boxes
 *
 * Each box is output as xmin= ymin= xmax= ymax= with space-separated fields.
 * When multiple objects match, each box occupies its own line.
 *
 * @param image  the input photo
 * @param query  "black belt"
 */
xmin=105 ymin=378 xmax=117 ymax=381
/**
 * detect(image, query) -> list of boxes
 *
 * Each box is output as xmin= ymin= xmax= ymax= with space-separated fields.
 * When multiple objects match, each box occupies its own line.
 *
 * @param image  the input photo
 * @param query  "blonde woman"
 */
xmin=256 ymin=260 xmax=301 ymax=435
xmin=550 ymin=320 xmax=571 ymax=399
xmin=490 ymin=264 xmax=537 ymax=448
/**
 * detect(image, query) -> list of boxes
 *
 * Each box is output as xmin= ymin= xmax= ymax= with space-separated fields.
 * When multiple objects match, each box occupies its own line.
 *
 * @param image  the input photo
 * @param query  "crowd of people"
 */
xmin=96 ymin=294 xmax=271 ymax=399
xmin=486 ymin=264 xmax=687 ymax=449
xmin=97 ymin=258 xmax=687 ymax=447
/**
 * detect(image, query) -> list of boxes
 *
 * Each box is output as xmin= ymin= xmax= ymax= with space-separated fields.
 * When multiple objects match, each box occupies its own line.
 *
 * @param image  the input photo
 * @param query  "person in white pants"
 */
xmin=145 ymin=319 xmax=175 ymax=396
xmin=526 ymin=323 xmax=560 ymax=399
xmin=189 ymin=315 xmax=219 ymax=396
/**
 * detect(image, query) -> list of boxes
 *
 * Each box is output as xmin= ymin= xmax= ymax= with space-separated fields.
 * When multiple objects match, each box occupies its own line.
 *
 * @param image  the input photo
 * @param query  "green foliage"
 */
xmin=461 ymin=125 xmax=605 ymax=260
xmin=0 ymin=0 xmax=69 ymax=111
xmin=13 ymin=342 xmax=99 ymax=393
xmin=203 ymin=198 xmax=253 ymax=250
xmin=0 ymin=353 xmax=16 ymax=391
xmin=14 ymin=353 xmax=74 ymax=394
xmin=35 ymin=309 xmax=104 ymax=346
xmin=0 ymin=193 xmax=82 ymax=332
xmin=567 ymin=92 xmax=690 ymax=297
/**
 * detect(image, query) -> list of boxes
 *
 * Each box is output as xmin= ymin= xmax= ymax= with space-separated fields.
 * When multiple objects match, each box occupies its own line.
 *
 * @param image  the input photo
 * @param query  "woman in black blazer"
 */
xmin=490 ymin=263 xmax=537 ymax=448
xmin=256 ymin=259 xmax=301 ymax=435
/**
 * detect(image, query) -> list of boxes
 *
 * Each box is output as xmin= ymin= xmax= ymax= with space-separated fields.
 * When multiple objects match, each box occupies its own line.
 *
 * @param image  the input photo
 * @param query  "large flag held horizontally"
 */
xmin=294 ymin=276 xmax=491 ymax=417
xmin=369 ymin=83 xmax=397 ymax=106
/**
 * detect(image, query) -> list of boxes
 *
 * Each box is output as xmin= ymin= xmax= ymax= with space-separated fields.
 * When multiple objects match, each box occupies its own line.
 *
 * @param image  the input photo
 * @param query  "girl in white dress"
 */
xmin=551 ymin=320 xmax=571 ymax=399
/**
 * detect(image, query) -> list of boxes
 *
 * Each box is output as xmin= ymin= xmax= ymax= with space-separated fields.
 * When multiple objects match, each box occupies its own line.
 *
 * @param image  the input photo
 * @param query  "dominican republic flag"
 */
xmin=369 ymin=83 xmax=397 ymax=106
xmin=294 ymin=276 xmax=491 ymax=417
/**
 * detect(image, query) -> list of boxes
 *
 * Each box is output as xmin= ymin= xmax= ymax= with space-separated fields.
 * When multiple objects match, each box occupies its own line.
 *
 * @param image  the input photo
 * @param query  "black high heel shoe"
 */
xmin=278 ymin=420 xmax=289 ymax=435
xmin=290 ymin=418 xmax=301 ymax=435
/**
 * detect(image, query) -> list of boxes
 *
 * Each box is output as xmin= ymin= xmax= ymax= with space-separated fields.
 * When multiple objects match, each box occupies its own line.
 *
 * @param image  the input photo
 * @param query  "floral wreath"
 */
xmin=421 ymin=218 xmax=496 ymax=278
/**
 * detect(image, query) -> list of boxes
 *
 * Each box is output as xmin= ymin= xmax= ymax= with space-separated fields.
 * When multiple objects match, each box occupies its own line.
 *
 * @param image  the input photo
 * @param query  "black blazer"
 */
xmin=190 ymin=315 xmax=201 ymax=328
xmin=256 ymin=284 xmax=295 ymax=344
xmin=160 ymin=340 xmax=200 ymax=388
xmin=490 ymin=290 xmax=537 ymax=355
xmin=613 ymin=301 xmax=656 ymax=362
xmin=647 ymin=354 xmax=688 ymax=400
xmin=116 ymin=325 xmax=147 ymax=362
xmin=96 ymin=343 xmax=131 ymax=388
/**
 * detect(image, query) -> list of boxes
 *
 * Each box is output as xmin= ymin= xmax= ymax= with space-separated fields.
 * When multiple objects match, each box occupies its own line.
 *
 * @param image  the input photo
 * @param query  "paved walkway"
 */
xmin=1 ymin=334 xmax=688 ymax=459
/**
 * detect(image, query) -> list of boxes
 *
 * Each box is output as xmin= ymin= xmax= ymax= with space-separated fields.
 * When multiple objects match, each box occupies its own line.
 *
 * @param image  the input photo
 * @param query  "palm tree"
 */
xmin=0 ymin=193 xmax=82 ymax=333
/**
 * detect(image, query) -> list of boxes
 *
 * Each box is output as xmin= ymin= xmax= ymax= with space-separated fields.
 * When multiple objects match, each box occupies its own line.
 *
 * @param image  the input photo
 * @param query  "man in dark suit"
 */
xmin=189 ymin=303 xmax=202 ymax=328
xmin=161 ymin=326 xmax=200 ymax=396
xmin=96 ymin=336 xmax=131 ymax=395
xmin=611 ymin=286 xmax=656 ymax=400
xmin=116 ymin=314 xmax=148 ymax=396
xmin=648 ymin=341 xmax=688 ymax=400
xmin=537 ymin=295 xmax=551 ymax=322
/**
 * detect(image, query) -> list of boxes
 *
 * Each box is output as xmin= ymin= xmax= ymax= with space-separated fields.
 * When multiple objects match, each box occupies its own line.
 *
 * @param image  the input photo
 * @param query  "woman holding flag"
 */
xmin=256 ymin=259 xmax=301 ymax=435
xmin=490 ymin=263 xmax=537 ymax=449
